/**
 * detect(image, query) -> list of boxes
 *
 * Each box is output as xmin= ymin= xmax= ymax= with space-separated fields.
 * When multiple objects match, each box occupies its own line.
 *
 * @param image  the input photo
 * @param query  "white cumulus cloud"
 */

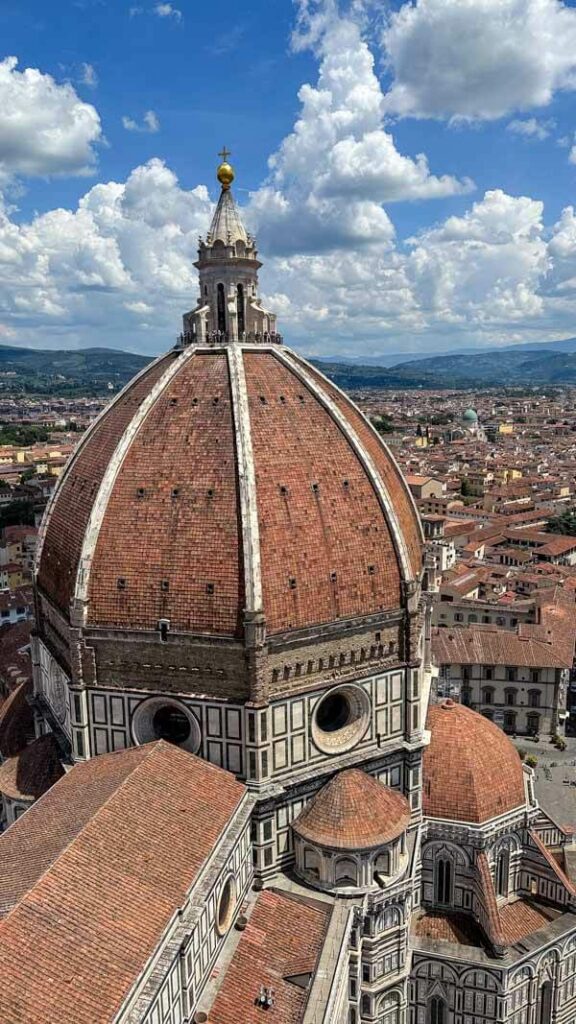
xmin=2 ymin=5 xmax=576 ymax=359
xmin=0 ymin=159 xmax=212 ymax=349
xmin=383 ymin=0 xmax=576 ymax=121
xmin=0 ymin=56 xmax=102 ymax=181
xmin=250 ymin=13 xmax=471 ymax=257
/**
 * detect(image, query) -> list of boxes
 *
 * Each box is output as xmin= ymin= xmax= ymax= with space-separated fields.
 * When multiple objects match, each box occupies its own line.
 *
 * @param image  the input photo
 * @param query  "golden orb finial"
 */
xmin=217 ymin=146 xmax=234 ymax=190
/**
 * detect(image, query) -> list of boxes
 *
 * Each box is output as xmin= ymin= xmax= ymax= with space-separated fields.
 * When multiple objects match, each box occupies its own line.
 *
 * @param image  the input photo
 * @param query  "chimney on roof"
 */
xmin=255 ymin=985 xmax=275 ymax=1010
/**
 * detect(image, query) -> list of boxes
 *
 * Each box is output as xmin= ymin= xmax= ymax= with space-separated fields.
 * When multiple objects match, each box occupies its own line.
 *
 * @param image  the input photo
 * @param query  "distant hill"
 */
xmin=0 ymin=343 xmax=425 ymax=396
xmin=4 ymin=338 xmax=576 ymax=397
xmin=0 ymin=344 xmax=151 ymax=395
xmin=389 ymin=344 xmax=576 ymax=386
xmin=309 ymin=359 xmax=425 ymax=389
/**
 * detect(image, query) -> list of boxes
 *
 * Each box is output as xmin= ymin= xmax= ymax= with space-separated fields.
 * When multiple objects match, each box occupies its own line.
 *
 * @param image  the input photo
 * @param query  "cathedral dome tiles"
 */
xmin=423 ymin=699 xmax=527 ymax=823
xmin=36 ymin=346 xmax=421 ymax=639
xmin=293 ymin=768 xmax=411 ymax=850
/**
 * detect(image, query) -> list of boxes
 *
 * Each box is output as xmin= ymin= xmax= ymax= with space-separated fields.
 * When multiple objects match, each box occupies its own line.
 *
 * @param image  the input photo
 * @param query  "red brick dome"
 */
xmin=423 ymin=700 xmax=526 ymax=824
xmin=293 ymin=768 xmax=411 ymax=850
xmin=36 ymin=344 xmax=421 ymax=637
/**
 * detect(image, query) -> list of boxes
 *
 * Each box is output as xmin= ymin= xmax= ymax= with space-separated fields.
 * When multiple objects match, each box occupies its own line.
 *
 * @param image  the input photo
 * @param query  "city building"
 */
xmin=432 ymin=589 xmax=575 ymax=735
xmin=0 ymin=157 xmax=574 ymax=1024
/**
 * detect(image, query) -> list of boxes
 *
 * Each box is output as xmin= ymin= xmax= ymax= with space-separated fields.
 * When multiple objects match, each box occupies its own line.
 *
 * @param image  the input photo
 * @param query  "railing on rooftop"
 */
xmin=177 ymin=330 xmax=283 ymax=348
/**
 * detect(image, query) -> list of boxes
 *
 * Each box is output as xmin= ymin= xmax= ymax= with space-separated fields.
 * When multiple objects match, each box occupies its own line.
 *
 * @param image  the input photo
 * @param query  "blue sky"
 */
xmin=2 ymin=0 xmax=576 ymax=360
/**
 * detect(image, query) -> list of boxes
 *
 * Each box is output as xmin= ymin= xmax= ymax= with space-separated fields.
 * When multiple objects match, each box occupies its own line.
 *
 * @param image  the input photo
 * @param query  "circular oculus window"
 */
xmin=216 ymin=875 xmax=237 ymax=936
xmin=311 ymin=684 xmax=370 ymax=755
xmin=132 ymin=697 xmax=201 ymax=754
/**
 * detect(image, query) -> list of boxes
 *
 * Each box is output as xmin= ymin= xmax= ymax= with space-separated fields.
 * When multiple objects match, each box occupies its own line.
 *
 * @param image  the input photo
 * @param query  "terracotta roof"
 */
xmin=431 ymin=624 xmax=572 ymax=669
xmin=498 ymin=898 xmax=559 ymax=944
xmin=37 ymin=346 xmax=421 ymax=640
xmin=0 ymin=619 xmax=32 ymax=692
xmin=0 ymin=679 xmax=34 ymax=758
xmin=210 ymin=888 xmax=331 ymax=1024
xmin=0 ymin=733 xmax=64 ymax=802
xmin=0 ymin=587 xmax=32 ymax=615
xmin=423 ymin=701 xmax=526 ymax=823
xmin=0 ymin=741 xmax=245 ymax=1024
xmin=411 ymin=910 xmax=484 ymax=947
xmin=293 ymin=769 xmax=411 ymax=850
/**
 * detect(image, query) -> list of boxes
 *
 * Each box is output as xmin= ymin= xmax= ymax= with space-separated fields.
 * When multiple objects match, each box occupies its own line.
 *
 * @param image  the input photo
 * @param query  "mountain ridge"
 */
xmin=2 ymin=338 xmax=576 ymax=393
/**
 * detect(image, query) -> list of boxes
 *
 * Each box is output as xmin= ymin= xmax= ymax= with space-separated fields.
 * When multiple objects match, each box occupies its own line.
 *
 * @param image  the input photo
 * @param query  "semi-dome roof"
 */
xmin=36 ymin=345 xmax=422 ymax=637
xmin=293 ymin=768 xmax=411 ymax=850
xmin=423 ymin=700 xmax=526 ymax=824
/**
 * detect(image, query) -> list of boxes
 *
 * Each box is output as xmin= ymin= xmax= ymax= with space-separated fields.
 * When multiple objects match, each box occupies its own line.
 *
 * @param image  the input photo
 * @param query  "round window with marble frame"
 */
xmin=49 ymin=662 xmax=68 ymax=725
xmin=132 ymin=696 xmax=201 ymax=754
xmin=216 ymin=874 xmax=237 ymax=936
xmin=311 ymin=683 xmax=371 ymax=755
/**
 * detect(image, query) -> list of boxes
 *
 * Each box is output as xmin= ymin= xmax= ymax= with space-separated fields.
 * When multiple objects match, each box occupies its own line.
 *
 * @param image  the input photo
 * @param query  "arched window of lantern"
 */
xmin=217 ymin=283 xmax=226 ymax=334
xmin=237 ymin=283 xmax=245 ymax=336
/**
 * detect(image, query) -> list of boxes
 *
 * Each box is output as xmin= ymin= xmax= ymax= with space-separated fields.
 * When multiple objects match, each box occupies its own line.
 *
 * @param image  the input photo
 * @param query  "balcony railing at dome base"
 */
xmin=177 ymin=330 xmax=283 ymax=348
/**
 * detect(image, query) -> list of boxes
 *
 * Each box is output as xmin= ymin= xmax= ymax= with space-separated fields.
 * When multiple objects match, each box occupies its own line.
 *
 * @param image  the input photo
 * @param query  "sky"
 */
xmin=3 ymin=0 xmax=576 ymax=360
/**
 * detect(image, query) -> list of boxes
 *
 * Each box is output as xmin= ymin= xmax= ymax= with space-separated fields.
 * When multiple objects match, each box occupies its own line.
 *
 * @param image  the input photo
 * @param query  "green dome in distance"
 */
xmin=462 ymin=407 xmax=478 ymax=423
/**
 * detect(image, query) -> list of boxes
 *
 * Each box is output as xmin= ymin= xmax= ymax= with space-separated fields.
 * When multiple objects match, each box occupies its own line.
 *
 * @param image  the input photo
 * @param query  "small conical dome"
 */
xmin=293 ymin=769 xmax=411 ymax=850
xmin=208 ymin=187 xmax=248 ymax=246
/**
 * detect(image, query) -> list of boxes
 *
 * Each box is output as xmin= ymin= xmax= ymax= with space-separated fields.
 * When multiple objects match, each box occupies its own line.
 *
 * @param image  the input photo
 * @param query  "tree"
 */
xmin=371 ymin=415 xmax=394 ymax=435
xmin=0 ymin=423 xmax=50 ymax=446
xmin=0 ymin=499 xmax=35 ymax=530
xmin=547 ymin=510 xmax=576 ymax=536
xmin=460 ymin=477 xmax=474 ymax=497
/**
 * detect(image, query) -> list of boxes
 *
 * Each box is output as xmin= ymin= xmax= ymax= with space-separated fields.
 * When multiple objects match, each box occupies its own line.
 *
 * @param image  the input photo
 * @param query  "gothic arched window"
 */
xmin=429 ymin=996 xmax=446 ymax=1024
xmin=496 ymin=849 xmax=509 ymax=897
xmin=435 ymin=857 xmax=453 ymax=905
xmin=217 ymin=282 xmax=226 ymax=334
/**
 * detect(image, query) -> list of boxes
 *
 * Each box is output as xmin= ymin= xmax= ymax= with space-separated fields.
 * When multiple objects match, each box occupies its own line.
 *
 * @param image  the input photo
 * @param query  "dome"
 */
xmin=36 ymin=346 xmax=422 ymax=639
xmin=293 ymin=768 xmax=411 ymax=850
xmin=423 ymin=700 xmax=526 ymax=823
xmin=462 ymin=407 xmax=478 ymax=423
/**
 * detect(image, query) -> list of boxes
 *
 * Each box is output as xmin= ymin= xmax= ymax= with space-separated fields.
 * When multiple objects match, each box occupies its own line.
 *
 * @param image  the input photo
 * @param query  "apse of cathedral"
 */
xmin=0 ymin=154 xmax=574 ymax=1024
